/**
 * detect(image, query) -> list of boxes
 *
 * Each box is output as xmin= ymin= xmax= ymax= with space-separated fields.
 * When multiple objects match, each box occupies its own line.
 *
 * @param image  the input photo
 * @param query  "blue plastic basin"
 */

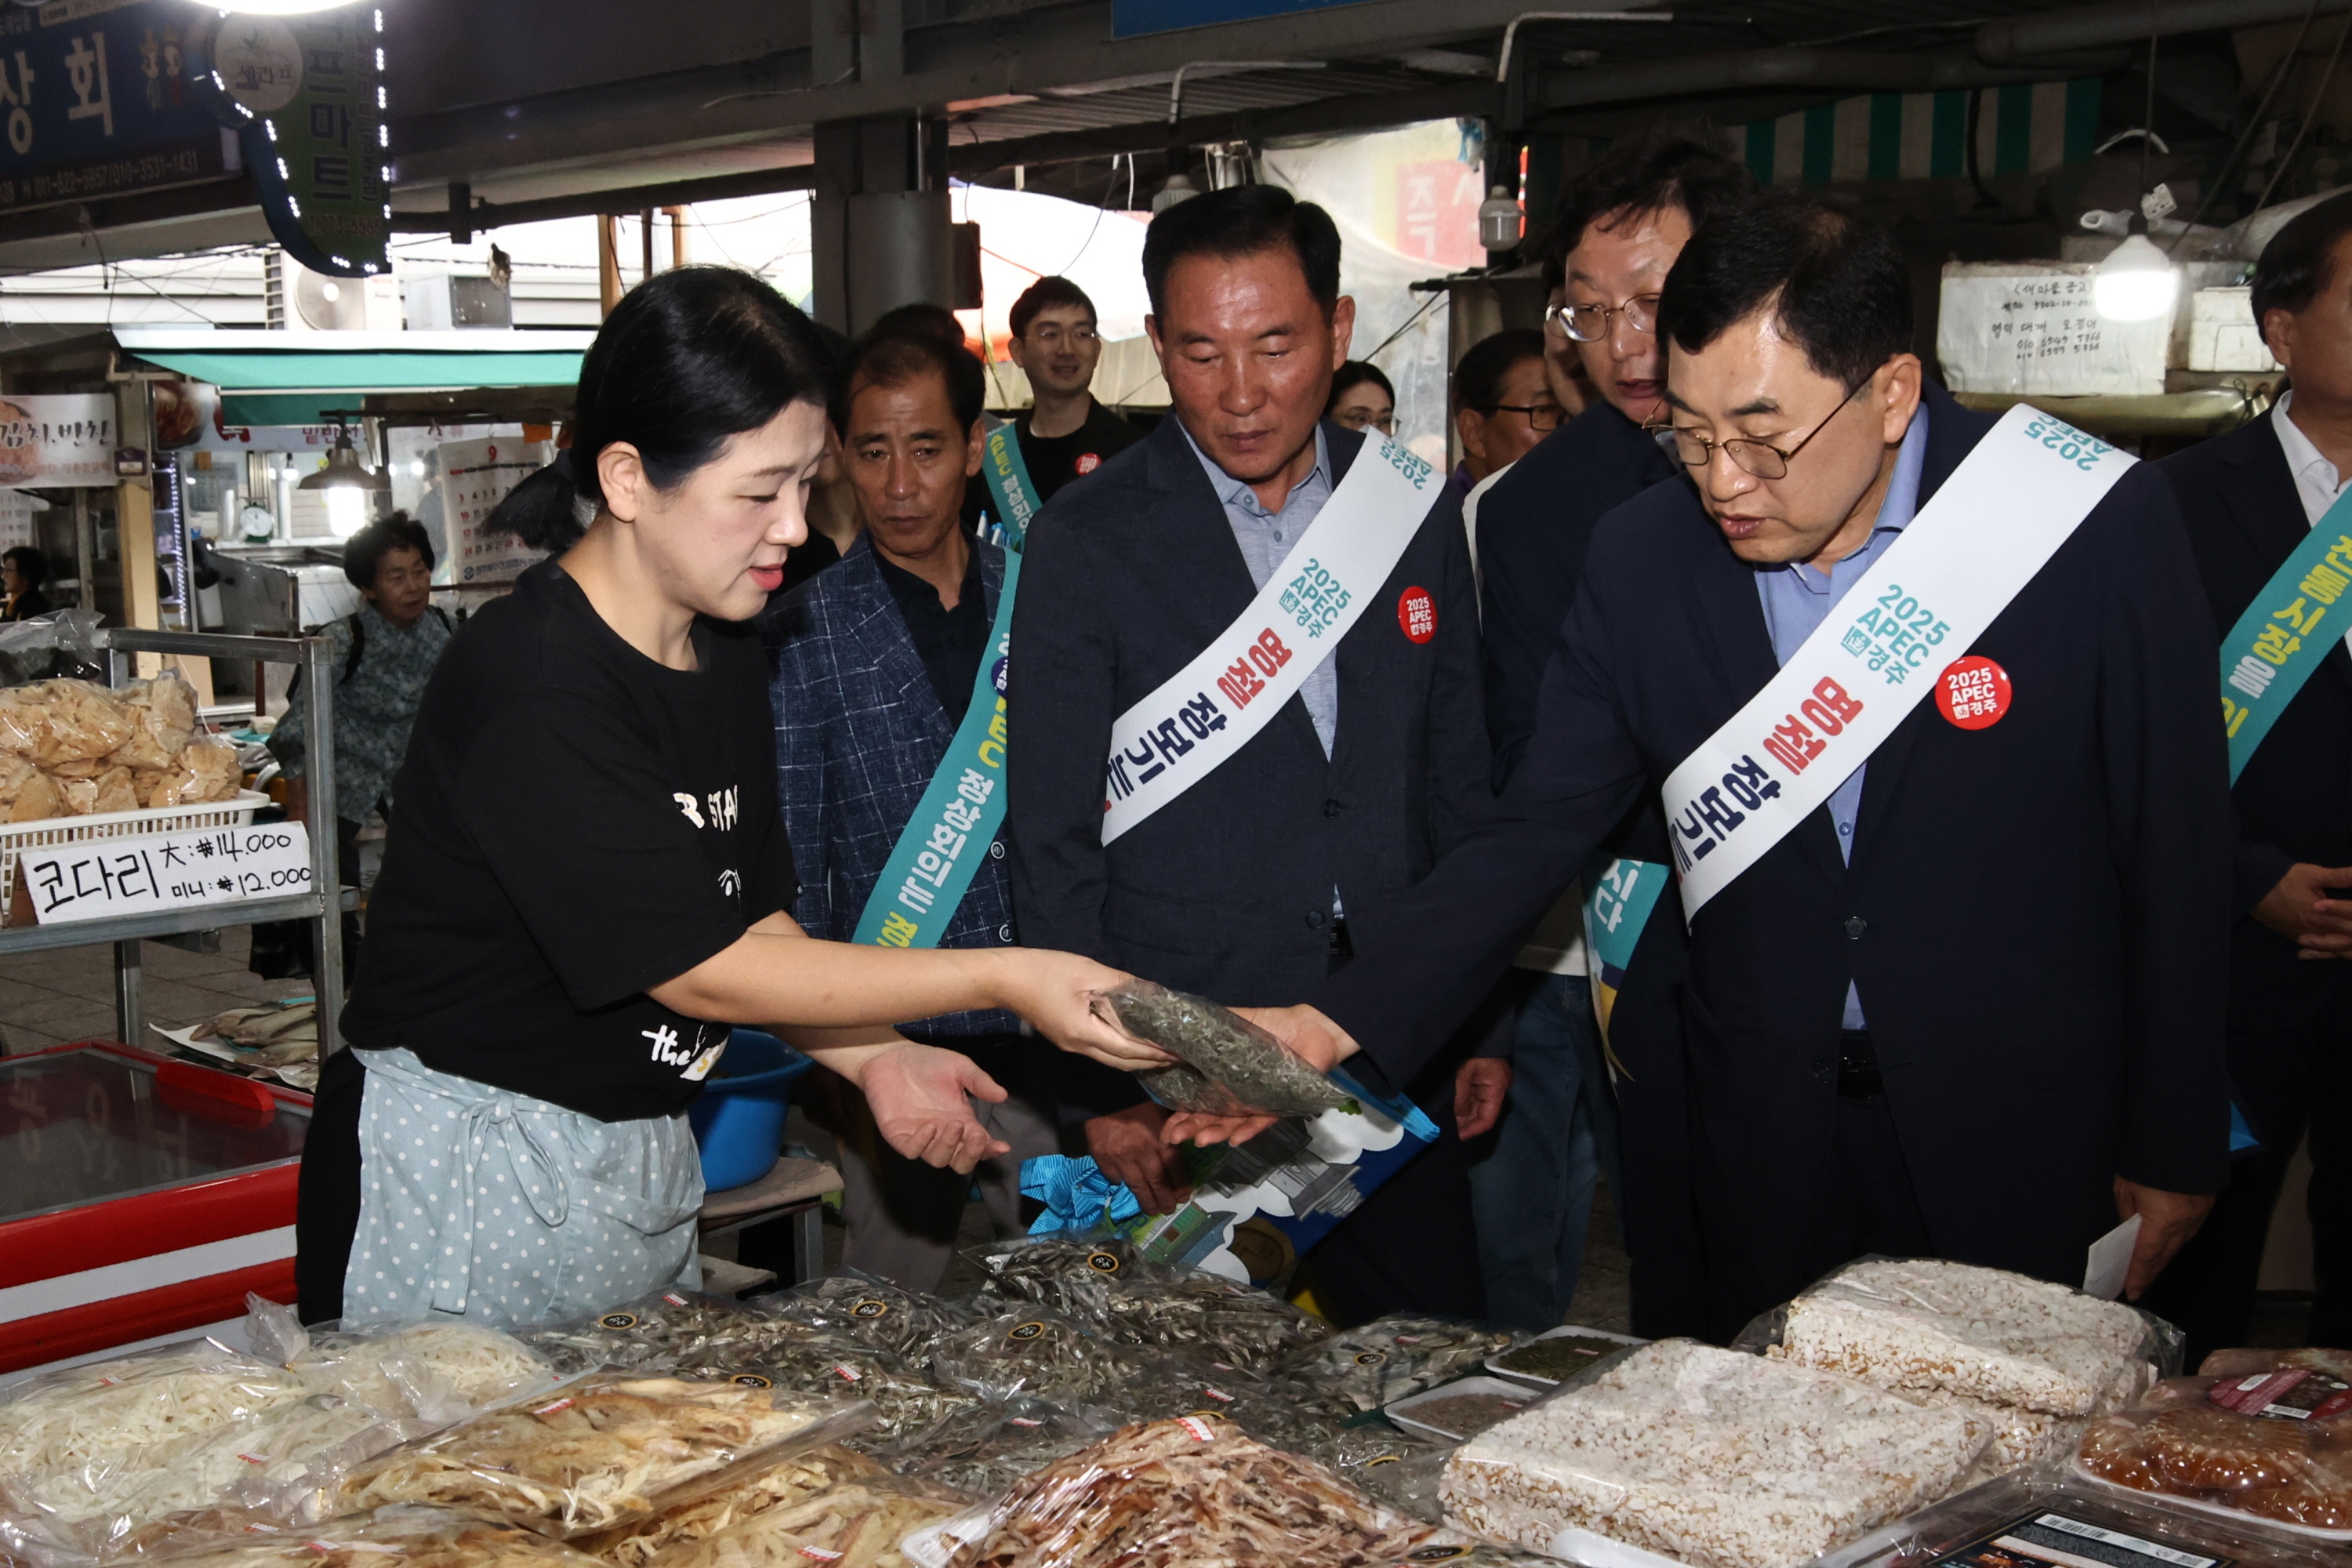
xmin=687 ymin=1029 xmax=815 ymax=1194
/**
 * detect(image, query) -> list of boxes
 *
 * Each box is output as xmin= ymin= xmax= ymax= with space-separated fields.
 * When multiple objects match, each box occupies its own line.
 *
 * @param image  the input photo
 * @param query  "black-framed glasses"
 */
xmin=1484 ymin=402 xmax=1569 ymax=432
xmin=1546 ymin=292 xmax=1660 ymax=343
xmin=1652 ymin=372 xmax=1875 ymax=481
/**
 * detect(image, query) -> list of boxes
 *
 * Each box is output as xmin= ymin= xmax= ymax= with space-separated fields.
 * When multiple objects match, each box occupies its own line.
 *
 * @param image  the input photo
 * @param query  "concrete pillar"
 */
xmin=812 ymin=114 xmax=957 ymax=334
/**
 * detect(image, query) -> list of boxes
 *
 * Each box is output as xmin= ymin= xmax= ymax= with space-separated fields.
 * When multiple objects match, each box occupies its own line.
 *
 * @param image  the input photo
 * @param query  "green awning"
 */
xmin=118 ymin=336 xmax=590 ymax=426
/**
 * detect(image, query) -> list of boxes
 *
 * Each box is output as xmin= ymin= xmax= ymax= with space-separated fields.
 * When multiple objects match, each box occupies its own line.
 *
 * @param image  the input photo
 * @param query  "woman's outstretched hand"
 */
xmin=987 ymin=949 xmax=1176 ymax=1072
xmin=851 ymin=1042 xmax=1012 ymax=1174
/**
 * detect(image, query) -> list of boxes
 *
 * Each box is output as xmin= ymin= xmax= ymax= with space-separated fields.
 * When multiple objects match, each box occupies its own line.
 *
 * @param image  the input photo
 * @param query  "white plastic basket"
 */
xmin=0 ymin=789 xmax=270 ymax=914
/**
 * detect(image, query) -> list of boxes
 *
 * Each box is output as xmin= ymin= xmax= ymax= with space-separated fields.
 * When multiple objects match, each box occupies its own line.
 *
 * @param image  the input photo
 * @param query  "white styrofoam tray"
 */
xmin=1485 ymin=1323 xmax=1646 ymax=1388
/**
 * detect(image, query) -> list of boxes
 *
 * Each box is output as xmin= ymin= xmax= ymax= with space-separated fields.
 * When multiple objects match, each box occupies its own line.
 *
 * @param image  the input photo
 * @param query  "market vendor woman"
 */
xmin=296 ymin=267 xmax=1166 ymax=1328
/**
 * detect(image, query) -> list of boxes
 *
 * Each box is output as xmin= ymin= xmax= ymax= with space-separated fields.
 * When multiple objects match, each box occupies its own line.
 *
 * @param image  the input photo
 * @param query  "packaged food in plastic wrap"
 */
xmin=2073 ymin=1355 xmax=2352 ymax=1537
xmin=0 ymin=1343 xmax=314 ymax=1500
xmin=879 ymin=1399 xmax=1122 ymax=1500
xmin=571 ymin=1444 xmax=887 ymax=1568
xmin=0 ymin=610 xmax=103 ymax=688
xmin=926 ymin=1309 xmax=1144 ymax=1404
xmin=1743 ymin=1257 xmax=2171 ymax=1417
xmin=244 ymin=1296 xmax=556 ymax=1420
xmin=1276 ymin=1316 xmax=1523 ymax=1417
xmin=1309 ymin=1425 xmax=1451 ymax=1523
xmin=1441 ymin=1339 xmax=1991 ymax=1568
xmin=753 ymin=1273 xmax=978 ymax=1361
xmin=521 ymin=1291 xmax=810 ymax=1378
xmin=114 ymin=1504 xmax=611 ymax=1568
xmin=1119 ymin=1353 xmax=1340 ymax=1455
xmin=668 ymin=1338 xmax=978 ymax=1444
xmin=641 ymin=1471 xmax=972 ymax=1568
xmin=332 ymin=1376 xmax=865 ymax=1538
xmin=925 ymin=1414 xmax=1461 ymax=1568
xmin=2202 ymin=1347 xmax=2352 ymax=1381
xmin=964 ymin=1238 xmax=1327 ymax=1372
xmin=6 ymin=765 xmax=60 ymax=820
xmin=143 ymin=735 xmax=242 ymax=810
xmin=110 ymin=674 xmax=197 ymax=772
xmin=1090 ymin=981 xmax=1352 ymax=1118
xmin=0 ymin=680 xmax=136 ymax=766
xmin=1813 ymin=1465 xmax=2350 ymax=1568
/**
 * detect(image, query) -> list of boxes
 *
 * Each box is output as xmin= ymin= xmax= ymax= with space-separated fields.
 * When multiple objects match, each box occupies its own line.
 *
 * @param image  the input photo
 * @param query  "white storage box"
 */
xmin=2187 ymin=285 xmax=2282 ymax=372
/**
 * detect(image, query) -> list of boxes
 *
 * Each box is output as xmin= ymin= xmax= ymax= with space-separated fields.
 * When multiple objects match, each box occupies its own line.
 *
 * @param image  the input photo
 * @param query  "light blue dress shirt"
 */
xmin=1752 ymin=404 xmax=1931 ymax=1031
xmin=1182 ymin=423 xmax=1338 ymax=757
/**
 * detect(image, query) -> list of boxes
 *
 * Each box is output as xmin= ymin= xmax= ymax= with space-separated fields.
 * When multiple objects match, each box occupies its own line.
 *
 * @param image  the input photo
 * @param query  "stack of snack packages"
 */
xmin=0 ymin=673 xmax=241 ymax=821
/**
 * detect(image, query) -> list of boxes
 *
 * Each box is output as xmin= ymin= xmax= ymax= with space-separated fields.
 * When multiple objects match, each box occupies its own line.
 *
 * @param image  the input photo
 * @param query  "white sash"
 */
xmin=1662 ymin=404 xmax=2136 ymax=919
xmin=1099 ymin=434 xmax=1439 ymax=844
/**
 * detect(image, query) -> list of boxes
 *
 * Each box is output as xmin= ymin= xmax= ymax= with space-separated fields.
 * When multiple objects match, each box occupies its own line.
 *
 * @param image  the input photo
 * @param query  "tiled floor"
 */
xmin=0 ymin=926 xmax=310 ymax=1056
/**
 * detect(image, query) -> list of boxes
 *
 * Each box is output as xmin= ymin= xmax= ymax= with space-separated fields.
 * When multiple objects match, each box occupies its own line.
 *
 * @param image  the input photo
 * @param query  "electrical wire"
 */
xmin=2252 ymin=5 xmax=2351 ymax=217
xmin=2140 ymin=0 xmax=2158 ymax=198
xmin=2169 ymin=0 xmax=2317 ymax=249
xmin=1357 ymin=287 xmax=1446 ymax=368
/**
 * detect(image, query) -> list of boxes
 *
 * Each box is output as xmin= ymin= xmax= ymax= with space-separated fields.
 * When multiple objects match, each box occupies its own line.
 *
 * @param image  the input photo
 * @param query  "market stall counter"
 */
xmin=0 ymin=1040 xmax=307 ymax=1377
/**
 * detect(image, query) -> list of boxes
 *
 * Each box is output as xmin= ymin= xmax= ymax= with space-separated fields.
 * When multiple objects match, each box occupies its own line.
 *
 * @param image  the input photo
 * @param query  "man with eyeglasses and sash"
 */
xmin=2146 ymin=191 xmax=2352 ymax=1362
xmin=1004 ymin=276 xmax=1143 ymax=504
xmin=1192 ymin=192 xmax=2233 ymax=1338
xmin=1468 ymin=128 xmax=1754 ymax=1338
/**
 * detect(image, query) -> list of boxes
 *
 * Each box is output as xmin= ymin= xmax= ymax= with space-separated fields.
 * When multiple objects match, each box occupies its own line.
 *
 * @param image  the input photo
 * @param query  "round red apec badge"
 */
xmin=1076 ymin=452 xmax=1102 ymax=475
xmin=1397 ymin=586 xmax=1436 ymax=644
xmin=1936 ymin=655 xmax=2012 ymax=729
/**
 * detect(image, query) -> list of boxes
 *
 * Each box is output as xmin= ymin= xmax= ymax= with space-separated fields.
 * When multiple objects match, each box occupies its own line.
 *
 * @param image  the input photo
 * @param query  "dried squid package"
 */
xmin=879 ymin=1399 xmax=1121 ymax=1499
xmin=927 ymin=1310 xmax=1142 ymax=1405
xmin=1091 ymin=980 xmax=1352 ymax=1117
xmin=245 ymin=1296 xmax=554 ymax=1420
xmin=119 ymin=1504 xmax=612 ymax=1568
xmin=570 ymin=1444 xmax=887 ymax=1568
xmin=1277 ymin=1316 xmax=1523 ymax=1417
xmin=640 ymin=1471 xmax=972 ymax=1568
xmin=332 ymin=1375 xmax=864 ymax=1538
xmin=753 ymin=1273 xmax=976 ymax=1360
xmin=930 ymin=1415 xmax=1459 ymax=1568
xmin=964 ymin=1238 xmax=1327 ymax=1372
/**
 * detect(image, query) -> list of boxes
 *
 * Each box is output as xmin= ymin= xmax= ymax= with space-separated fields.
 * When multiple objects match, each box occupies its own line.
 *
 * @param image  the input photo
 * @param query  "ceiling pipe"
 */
xmin=1976 ymin=0 xmax=2352 ymax=61
xmin=1534 ymin=45 xmax=2127 ymax=111
xmin=1494 ymin=9 xmax=1676 ymax=82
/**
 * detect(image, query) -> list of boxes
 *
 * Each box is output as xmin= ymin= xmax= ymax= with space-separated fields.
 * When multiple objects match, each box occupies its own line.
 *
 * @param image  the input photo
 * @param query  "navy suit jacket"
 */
xmin=764 ymin=534 xmax=1021 ymax=1042
xmin=2161 ymin=413 xmax=2352 ymax=1132
xmin=1007 ymin=415 xmax=1494 ymax=1111
xmin=1322 ymin=383 xmax=2234 ymax=1312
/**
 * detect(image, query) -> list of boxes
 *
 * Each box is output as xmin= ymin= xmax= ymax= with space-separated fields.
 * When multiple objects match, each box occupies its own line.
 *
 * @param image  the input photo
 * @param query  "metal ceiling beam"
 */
xmin=1533 ymin=44 xmax=2126 ymax=110
xmin=389 ymin=165 xmax=819 ymax=234
xmin=1977 ymin=0 xmax=2352 ymax=61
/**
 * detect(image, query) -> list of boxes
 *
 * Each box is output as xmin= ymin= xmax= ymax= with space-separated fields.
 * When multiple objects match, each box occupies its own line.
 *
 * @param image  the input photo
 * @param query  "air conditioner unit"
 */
xmin=403 ymin=274 xmax=514 ymax=330
xmin=264 ymin=251 xmax=401 ymax=332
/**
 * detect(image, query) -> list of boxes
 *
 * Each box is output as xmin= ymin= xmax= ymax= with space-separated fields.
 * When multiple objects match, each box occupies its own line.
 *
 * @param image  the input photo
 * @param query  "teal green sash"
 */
xmin=849 ymin=429 xmax=1041 ymax=949
xmin=1581 ymin=856 xmax=1670 ymax=1047
xmin=2220 ymin=495 xmax=2352 ymax=782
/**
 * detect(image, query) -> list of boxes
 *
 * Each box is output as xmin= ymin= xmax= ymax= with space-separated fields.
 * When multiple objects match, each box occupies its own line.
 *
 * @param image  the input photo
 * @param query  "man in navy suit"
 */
xmin=1007 ymin=186 xmax=1501 ymax=1323
xmin=1470 ymin=126 xmax=1753 ymax=1338
xmin=766 ymin=330 xmax=1040 ymax=1293
xmin=2149 ymin=191 xmax=2352 ymax=1359
xmin=1190 ymin=193 xmax=2233 ymax=1335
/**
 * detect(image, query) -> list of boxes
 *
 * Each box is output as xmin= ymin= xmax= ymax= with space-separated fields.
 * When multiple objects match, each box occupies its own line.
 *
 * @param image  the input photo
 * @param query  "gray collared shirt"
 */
xmin=1182 ymin=423 xmax=1338 ymax=757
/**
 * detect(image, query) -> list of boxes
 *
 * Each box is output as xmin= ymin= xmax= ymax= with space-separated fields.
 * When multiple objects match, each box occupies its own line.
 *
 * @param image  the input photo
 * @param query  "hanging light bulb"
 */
xmin=210 ymin=0 xmax=364 ymax=13
xmin=1151 ymin=170 xmax=1199 ymax=215
xmin=2093 ymin=230 xmax=2179 ymax=324
xmin=1479 ymin=185 xmax=1523 ymax=252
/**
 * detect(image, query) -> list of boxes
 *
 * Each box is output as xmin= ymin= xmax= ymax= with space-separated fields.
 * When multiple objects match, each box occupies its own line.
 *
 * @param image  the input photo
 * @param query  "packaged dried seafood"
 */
xmin=668 ymin=1339 xmax=978 ymax=1443
xmin=643 ymin=1472 xmax=972 ymax=1568
xmin=879 ymin=1399 xmax=1121 ymax=1499
xmin=1091 ymin=980 xmax=1352 ymax=1118
xmin=927 ymin=1310 xmax=1142 ymax=1404
xmin=143 ymin=735 xmax=241 ymax=810
xmin=1309 ymin=1425 xmax=1451 ymax=1523
xmin=2203 ymin=1347 xmax=2352 ymax=1381
xmin=930 ymin=1414 xmax=1458 ymax=1568
xmin=2073 ymin=1362 xmax=2352 ymax=1537
xmin=964 ymin=1239 xmax=1327 ymax=1372
xmin=0 ymin=1343 xmax=314 ymax=1498
xmin=1120 ymin=1354 xmax=1339 ymax=1454
xmin=572 ymin=1444 xmax=886 ymax=1568
xmin=521 ymin=1291 xmax=808 ymax=1378
xmin=753 ymin=1274 xmax=976 ymax=1361
xmin=333 ymin=1375 xmax=860 ymax=1538
xmin=1441 ymin=1339 xmax=1991 ymax=1568
xmin=119 ymin=1504 xmax=610 ymax=1568
xmin=245 ymin=1296 xmax=555 ymax=1419
xmin=1277 ymin=1316 xmax=1522 ymax=1417
xmin=1748 ymin=1257 xmax=2168 ymax=1417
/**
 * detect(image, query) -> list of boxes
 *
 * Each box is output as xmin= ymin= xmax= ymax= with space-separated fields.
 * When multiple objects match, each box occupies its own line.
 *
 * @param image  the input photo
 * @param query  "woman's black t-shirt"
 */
xmin=340 ymin=561 xmax=795 ymax=1121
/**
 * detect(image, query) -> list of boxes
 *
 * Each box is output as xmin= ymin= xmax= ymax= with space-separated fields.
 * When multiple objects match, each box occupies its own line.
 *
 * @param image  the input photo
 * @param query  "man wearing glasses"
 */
xmin=1005 ymin=276 xmax=1143 ymax=503
xmin=1468 ymin=128 xmax=1752 ymax=1339
xmin=1198 ymin=192 xmax=2231 ymax=1339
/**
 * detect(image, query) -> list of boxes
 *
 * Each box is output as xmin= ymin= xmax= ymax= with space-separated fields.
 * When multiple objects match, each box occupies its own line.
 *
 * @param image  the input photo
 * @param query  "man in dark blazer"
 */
xmin=767 ymin=328 xmax=1040 ymax=1293
xmin=1185 ymin=194 xmax=2232 ymax=1338
xmin=2147 ymin=191 xmax=2352 ymax=1359
xmin=1007 ymin=185 xmax=1500 ymax=1323
xmin=1471 ymin=126 xmax=1753 ymax=1339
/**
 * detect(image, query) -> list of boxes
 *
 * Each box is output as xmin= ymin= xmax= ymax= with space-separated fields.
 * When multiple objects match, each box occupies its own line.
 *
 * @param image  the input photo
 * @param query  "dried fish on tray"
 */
xmin=1278 ymin=1316 xmax=1522 ymax=1417
xmin=1442 ymin=1340 xmax=1991 ymax=1568
xmin=571 ymin=1444 xmax=887 ymax=1568
xmin=879 ymin=1399 xmax=1120 ymax=1500
xmin=521 ymin=1291 xmax=811 ymax=1378
xmin=932 ymin=1414 xmax=1463 ymax=1568
xmin=753 ymin=1274 xmax=976 ymax=1361
xmin=927 ymin=1310 xmax=1143 ymax=1404
xmin=964 ymin=1239 xmax=1327 ymax=1372
xmin=120 ymin=1504 xmax=608 ymax=1568
xmin=333 ymin=1376 xmax=861 ymax=1538
xmin=642 ymin=1473 xmax=972 ymax=1568
xmin=1091 ymin=981 xmax=1352 ymax=1118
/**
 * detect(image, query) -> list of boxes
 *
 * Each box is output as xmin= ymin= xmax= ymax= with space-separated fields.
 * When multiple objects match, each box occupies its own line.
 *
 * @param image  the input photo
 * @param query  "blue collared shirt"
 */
xmin=1183 ymin=423 xmax=1338 ymax=757
xmin=1752 ymin=403 xmax=1931 ymax=1031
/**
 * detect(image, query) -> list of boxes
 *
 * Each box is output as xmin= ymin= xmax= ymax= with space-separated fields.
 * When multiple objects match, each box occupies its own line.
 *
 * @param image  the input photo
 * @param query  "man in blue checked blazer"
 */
xmin=764 ymin=328 xmax=1055 ymax=1292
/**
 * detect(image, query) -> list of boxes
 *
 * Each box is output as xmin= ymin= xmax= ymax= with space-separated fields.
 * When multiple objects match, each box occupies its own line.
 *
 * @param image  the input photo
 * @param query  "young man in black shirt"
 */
xmin=1005 ymin=276 xmax=1142 ymax=501
xmin=765 ymin=328 xmax=1042 ymax=1291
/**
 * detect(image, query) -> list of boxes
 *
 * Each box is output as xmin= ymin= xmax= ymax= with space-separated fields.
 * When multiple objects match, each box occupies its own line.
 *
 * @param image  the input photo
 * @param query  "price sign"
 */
xmin=9 ymin=822 xmax=312 ymax=926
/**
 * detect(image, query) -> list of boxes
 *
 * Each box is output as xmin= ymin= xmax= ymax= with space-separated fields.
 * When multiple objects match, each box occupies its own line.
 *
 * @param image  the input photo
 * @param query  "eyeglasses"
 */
xmin=1484 ymin=402 xmax=1568 ymax=432
xmin=1546 ymin=292 xmax=1660 ymax=343
xmin=1652 ymin=372 xmax=1875 ymax=481
xmin=1026 ymin=325 xmax=1099 ymax=350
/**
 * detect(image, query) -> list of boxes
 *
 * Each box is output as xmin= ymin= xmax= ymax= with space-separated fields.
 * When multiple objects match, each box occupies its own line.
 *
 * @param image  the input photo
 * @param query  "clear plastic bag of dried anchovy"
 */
xmin=1091 ymin=979 xmax=1354 ymax=1118
xmin=1275 ymin=1316 xmax=1525 ymax=1417
xmin=1116 ymin=1352 xmax=1341 ymax=1455
xmin=1313 ymin=1425 xmax=1454 ymax=1523
xmin=750 ymin=1271 xmax=978 ymax=1361
xmin=518 ymin=1290 xmax=814 ymax=1378
xmin=877 ymin=1397 xmax=1125 ymax=1499
xmin=964 ymin=1237 xmax=1330 ymax=1373
xmin=926 ymin=1309 xmax=1147 ymax=1406
xmin=668 ymin=1338 xmax=981 ymax=1446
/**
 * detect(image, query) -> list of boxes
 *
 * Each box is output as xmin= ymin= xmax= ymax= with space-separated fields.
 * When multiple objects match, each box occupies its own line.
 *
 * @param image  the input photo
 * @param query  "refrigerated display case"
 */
xmin=0 ymin=1040 xmax=309 ymax=1376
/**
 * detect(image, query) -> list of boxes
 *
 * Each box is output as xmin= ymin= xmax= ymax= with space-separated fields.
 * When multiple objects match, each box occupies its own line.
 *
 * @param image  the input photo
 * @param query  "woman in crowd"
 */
xmin=1325 ymin=360 xmax=1396 ymax=434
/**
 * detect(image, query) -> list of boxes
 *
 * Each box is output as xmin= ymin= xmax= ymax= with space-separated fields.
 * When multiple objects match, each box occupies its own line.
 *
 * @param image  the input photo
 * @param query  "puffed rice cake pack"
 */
xmin=1770 ymin=1259 xmax=2158 ymax=1417
xmin=1440 ymin=1340 xmax=1988 ymax=1568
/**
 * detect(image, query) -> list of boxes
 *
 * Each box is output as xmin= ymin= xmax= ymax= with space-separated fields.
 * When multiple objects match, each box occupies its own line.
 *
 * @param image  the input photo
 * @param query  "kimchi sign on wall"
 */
xmin=0 ymin=395 xmax=118 ymax=488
